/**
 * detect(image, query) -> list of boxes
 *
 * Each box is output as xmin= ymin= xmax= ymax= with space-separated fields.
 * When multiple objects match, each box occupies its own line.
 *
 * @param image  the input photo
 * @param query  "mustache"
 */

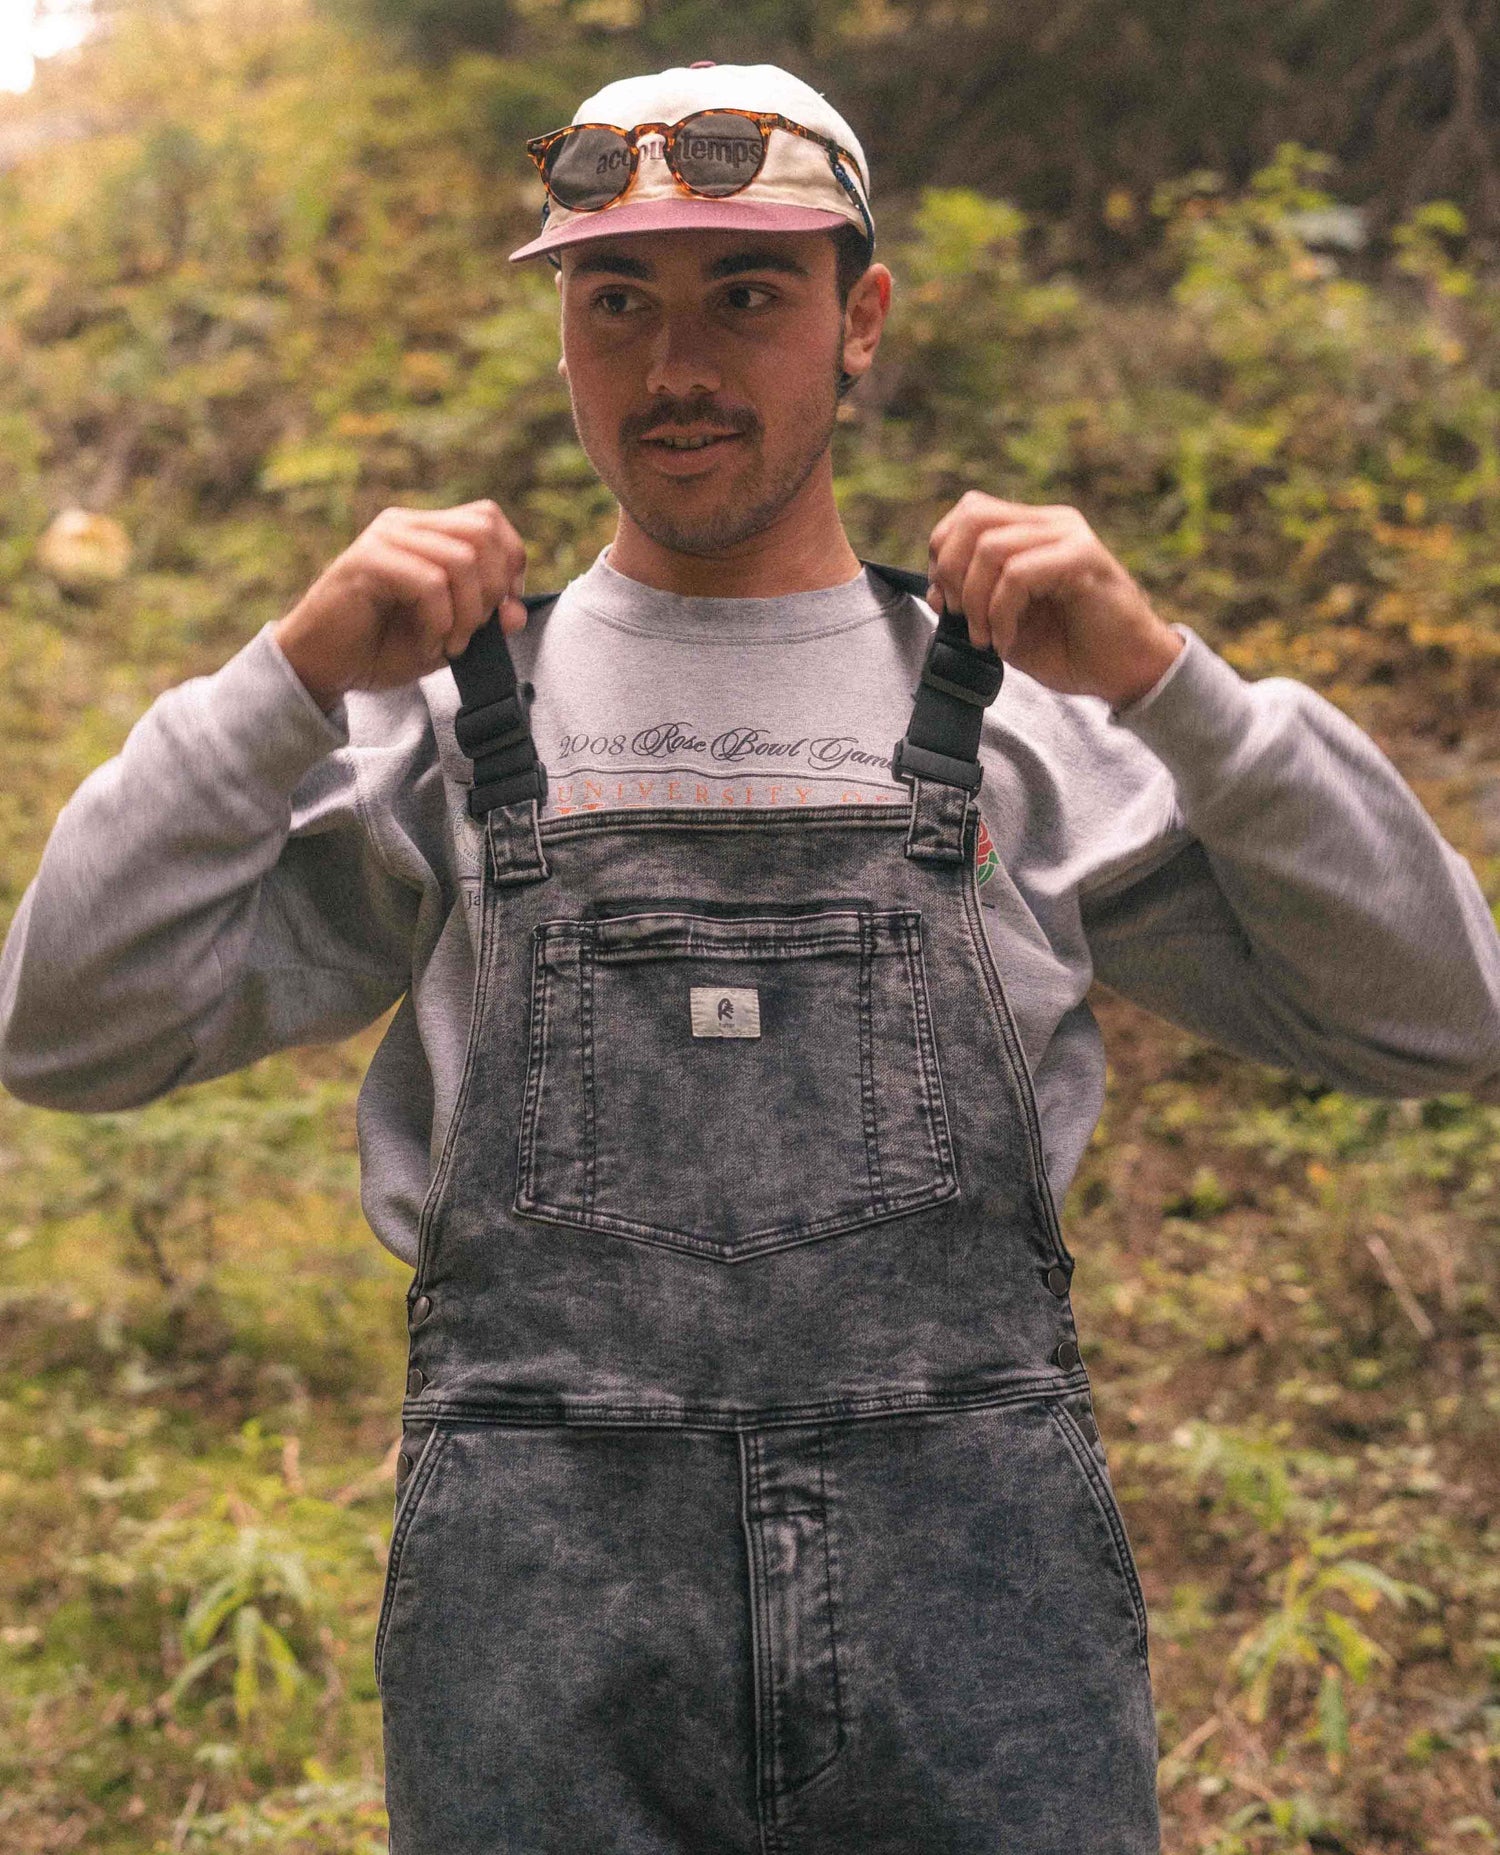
xmin=623 ymin=398 xmax=760 ymax=444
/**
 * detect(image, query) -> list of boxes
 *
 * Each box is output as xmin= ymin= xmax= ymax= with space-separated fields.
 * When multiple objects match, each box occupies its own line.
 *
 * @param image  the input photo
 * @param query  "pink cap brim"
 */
xmin=508 ymin=197 xmax=853 ymax=262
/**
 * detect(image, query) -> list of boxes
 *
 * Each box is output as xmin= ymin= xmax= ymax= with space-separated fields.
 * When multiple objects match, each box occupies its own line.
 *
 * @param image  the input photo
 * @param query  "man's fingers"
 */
xmin=957 ymin=522 xmax=1057 ymax=650
xmin=388 ymin=501 xmax=527 ymax=640
xmin=930 ymin=516 xmax=1059 ymax=650
xmin=390 ymin=511 xmax=527 ymax=647
xmin=987 ymin=537 xmax=1085 ymax=645
xmin=929 ymin=493 xmax=1058 ymax=561
xmin=363 ymin=537 xmax=460 ymax=666
xmin=385 ymin=525 xmax=489 ymax=646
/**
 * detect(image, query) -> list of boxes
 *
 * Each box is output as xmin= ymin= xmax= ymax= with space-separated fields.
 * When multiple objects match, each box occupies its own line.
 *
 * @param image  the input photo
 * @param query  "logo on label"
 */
xmin=691 ymin=986 xmax=762 ymax=1038
xmin=975 ymin=814 xmax=999 ymax=887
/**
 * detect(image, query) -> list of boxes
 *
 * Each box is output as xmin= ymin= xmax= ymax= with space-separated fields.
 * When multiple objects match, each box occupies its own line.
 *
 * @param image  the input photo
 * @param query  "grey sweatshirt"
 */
xmin=3 ymin=547 xmax=1499 ymax=1268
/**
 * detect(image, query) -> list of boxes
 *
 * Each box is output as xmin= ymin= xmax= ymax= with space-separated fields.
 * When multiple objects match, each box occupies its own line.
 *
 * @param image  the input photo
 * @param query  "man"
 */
xmin=3 ymin=57 xmax=1499 ymax=1855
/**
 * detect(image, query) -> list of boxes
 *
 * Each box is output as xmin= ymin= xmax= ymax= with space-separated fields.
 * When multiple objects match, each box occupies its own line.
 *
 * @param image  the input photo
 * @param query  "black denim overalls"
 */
xmin=375 ymin=564 xmax=1161 ymax=1854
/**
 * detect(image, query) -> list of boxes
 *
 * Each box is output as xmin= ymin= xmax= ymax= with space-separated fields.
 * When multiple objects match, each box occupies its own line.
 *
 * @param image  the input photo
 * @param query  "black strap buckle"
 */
xmin=467 ymin=759 xmax=548 ymax=819
xmin=453 ymin=688 xmax=532 ymax=759
xmin=890 ymin=608 xmax=1004 ymax=796
xmin=891 ymin=738 xmax=984 ymax=794
xmin=919 ymin=633 xmax=1005 ymax=707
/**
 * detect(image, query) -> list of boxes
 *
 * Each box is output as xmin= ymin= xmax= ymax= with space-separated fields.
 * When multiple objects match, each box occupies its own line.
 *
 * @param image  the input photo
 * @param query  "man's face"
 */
xmin=556 ymin=228 xmax=864 ymax=557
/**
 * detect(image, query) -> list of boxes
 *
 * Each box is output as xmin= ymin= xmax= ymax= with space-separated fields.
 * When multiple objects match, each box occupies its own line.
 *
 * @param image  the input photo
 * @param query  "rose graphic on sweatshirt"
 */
xmin=975 ymin=815 xmax=998 ymax=888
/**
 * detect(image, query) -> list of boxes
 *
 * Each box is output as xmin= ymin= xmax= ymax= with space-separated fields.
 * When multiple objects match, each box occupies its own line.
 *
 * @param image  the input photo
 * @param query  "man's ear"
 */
xmin=841 ymin=261 xmax=892 ymax=391
xmin=558 ymin=355 xmax=568 ymax=378
xmin=554 ymin=265 xmax=567 ymax=377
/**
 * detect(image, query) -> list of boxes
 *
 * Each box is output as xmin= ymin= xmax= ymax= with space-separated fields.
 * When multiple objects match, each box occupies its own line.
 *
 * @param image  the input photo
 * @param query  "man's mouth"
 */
xmin=639 ymin=430 xmax=742 ymax=451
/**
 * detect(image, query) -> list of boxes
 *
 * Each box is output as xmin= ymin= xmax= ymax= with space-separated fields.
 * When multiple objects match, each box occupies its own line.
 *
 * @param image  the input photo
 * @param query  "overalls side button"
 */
xmin=1052 ymin=1339 xmax=1080 ymax=1371
xmin=410 ymin=1295 xmax=433 ymax=1327
xmin=407 ymin=1366 xmax=427 ymax=1396
xmin=1044 ymin=1266 xmax=1070 ymax=1298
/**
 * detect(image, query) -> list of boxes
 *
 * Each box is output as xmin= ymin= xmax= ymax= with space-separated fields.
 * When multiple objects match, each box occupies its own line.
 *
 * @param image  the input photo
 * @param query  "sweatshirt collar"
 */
xmin=564 ymin=545 xmax=902 ymax=643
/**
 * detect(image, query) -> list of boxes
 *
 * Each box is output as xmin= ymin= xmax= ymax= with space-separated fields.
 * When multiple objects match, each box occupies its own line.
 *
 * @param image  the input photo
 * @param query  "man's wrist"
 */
xmin=1103 ymin=623 xmax=1186 ymax=712
xmin=271 ymin=616 xmax=347 ymax=717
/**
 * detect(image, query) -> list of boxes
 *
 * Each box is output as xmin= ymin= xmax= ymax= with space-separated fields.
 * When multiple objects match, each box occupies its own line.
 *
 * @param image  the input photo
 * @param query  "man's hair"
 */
xmin=832 ymin=221 xmax=872 ymax=310
xmin=832 ymin=222 xmax=872 ymax=399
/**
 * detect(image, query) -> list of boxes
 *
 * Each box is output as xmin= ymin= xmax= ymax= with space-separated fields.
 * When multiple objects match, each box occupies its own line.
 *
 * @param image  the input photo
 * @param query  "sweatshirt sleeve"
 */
xmin=0 ymin=622 xmax=421 ymax=1111
xmin=1079 ymin=625 xmax=1500 ymax=1098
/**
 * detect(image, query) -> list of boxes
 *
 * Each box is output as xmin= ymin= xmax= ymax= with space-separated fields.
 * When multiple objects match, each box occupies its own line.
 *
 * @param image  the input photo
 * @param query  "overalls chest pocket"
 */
xmin=514 ymin=907 xmax=959 ymax=1263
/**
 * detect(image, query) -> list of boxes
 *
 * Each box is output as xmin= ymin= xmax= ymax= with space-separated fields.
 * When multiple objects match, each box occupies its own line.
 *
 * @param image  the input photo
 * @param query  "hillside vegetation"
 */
xmin=4 ymin=2 xmax=1500 ymax=1849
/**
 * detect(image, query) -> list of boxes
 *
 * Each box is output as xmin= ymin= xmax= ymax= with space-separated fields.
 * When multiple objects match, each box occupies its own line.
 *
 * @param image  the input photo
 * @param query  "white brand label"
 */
xmin=690 ymin=986 xmax=761 ymax=1038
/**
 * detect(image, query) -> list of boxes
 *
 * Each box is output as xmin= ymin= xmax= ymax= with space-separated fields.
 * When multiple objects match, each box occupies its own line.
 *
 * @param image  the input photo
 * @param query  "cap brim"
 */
xmin=508 ymin=197 xmax=854 ymax=262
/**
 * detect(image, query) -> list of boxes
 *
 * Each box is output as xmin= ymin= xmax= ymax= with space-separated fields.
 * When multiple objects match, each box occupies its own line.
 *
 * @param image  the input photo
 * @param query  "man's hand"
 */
xmin=927 ymin=493 xmax=1183 ymax=709
xmin=272 ymin=501 xmax=528 ymax=714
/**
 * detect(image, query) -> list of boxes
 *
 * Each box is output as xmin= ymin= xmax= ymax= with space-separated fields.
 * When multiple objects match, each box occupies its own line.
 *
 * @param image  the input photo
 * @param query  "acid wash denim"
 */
xmin=376 ymin=776 xmax=1161 ymax=1854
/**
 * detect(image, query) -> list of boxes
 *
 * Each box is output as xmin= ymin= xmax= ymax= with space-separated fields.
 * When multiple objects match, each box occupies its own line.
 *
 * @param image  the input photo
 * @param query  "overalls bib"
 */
xmin=376 ymin=564 xmax=1161 ymax=1854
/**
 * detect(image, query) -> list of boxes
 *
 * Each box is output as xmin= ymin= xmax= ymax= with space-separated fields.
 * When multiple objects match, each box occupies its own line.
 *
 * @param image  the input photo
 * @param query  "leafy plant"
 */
xmin=1232 ymin=1528 xmax=1430 ymax=1770
xmin=159 ymin=1517 xmax=316 ymax=1725
xmin=1163 ymin=1420 xmax=1434 ymax=1771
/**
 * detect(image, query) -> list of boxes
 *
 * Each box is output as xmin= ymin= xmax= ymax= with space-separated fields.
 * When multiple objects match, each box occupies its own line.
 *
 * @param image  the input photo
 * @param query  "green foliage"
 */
xmin=53 ymin=1081 xmax=357 ymax=1304
xmin=177 ymin=1767 xmax=390 ymax=1851
xmin=316 ymin=0 xmax=1500 ymax=258
xmin=6 ymin=1 xmax=1500 ymax=1847
xmin=68 ymin=1418 xmax=375 ymax=1737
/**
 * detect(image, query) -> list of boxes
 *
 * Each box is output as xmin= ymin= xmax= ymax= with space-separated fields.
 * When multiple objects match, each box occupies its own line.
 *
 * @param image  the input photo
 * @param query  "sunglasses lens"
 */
xmin=671 ymin=113 xmax=767 ymax=197
xmin=545 ymin=127 xmax=634 ymax=210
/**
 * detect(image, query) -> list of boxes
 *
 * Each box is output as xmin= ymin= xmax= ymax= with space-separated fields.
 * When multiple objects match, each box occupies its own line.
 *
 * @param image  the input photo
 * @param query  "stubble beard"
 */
xmin=571 ymin=350 xmax=844 ymax=558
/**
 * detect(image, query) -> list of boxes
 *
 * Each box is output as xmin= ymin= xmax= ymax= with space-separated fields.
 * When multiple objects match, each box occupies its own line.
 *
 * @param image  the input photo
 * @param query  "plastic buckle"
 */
xmin=919 ymin=633 xmax=1005 ymax=708
xmin=466 ymin=758 xmax=548 ymax=820
xmin=891 ymin=737 xmax=984 ymax=794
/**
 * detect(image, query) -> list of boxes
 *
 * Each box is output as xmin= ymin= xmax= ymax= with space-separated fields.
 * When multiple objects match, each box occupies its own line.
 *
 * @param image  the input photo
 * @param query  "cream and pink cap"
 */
xmin=508 ymin=61 xmax=873 ymax=264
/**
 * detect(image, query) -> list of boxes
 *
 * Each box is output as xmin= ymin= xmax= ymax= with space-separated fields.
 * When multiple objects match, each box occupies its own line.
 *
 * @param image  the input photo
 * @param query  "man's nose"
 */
xmin=644 ymin=314 xmax=721 ymax=398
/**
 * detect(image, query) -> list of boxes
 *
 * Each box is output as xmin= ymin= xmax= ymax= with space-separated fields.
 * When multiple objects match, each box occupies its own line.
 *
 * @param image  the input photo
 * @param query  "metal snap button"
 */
xmin=410 ymin=1295 xmax=432 ymax=1328
xmin=406 ymin=1366 xmax=427 ymax=1396
xmin=1076 ymin=1407 xmax=1099 ymax=1446
xmin=396 ymin=1450 xmax=414 ymax=1491
xmin=1053 ymin=1338 xmax=1080 ymax=1371
xmin=1045 ymin=1266 xmax=1070 ymax=1298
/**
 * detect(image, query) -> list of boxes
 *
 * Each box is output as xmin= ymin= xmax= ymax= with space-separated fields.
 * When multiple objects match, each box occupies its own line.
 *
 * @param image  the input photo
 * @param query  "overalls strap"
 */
xmin=450 ymin=567 xmax=1006 ymax=868
xmin=863 ymin=560 xmax=1006 ymax=864
xmin=451 ymin=591 xmax=558 ymax=883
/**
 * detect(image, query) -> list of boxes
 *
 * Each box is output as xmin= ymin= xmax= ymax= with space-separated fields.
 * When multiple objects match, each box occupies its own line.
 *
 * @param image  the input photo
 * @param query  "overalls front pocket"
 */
xmin=514 ymin=906 xmax=958 ymax=1263
xmin=374 ymin=1421 xmax=452 ymax=1692
xmin=1046 ymin=1394 xmax=1151 ymax=1666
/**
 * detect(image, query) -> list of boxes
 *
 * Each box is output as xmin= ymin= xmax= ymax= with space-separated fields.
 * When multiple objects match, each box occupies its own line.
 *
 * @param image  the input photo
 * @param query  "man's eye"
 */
xmin=593 ymin=288 xmax=641 ymax=315
xmin=723 ymin=284 xmax=775 ymax=310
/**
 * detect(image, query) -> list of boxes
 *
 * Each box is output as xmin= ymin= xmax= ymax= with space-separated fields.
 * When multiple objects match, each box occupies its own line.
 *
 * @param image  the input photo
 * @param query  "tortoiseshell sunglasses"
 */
xmin=525 ymin=109 xmax=870 ymax=233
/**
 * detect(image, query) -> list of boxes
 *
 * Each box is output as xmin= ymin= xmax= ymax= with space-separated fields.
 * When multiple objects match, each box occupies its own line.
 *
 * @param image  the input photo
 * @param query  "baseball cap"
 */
xmin=508 ymin=61 xmax=873 ymax=264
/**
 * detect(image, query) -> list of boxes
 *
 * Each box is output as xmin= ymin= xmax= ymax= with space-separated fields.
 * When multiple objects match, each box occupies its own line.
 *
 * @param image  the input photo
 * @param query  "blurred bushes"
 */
xmin=314 ymin=0 xmax=1500 ymax=259
xmin=9 ymin=1 xmax=1500 ymax=772
xmin=7 ymin=1 xmax=1500 ymax=1848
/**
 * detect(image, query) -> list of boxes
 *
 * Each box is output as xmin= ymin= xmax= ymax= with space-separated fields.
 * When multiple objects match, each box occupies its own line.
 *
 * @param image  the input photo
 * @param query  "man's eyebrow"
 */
xmin=564 ymin=247 xmax=813 ymax=282
xmin=705 ymin=249 xmax=810 ymax=279
xmin=566 ymin=250 xmax=653 ymax=280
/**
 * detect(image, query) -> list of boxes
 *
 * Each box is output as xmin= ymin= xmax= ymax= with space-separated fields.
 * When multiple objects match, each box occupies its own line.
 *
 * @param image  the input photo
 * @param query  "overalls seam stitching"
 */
xmin=956 ymin=838 xmax=1072 ymax=1269
xmin=513 ymin=930 xmax=551 ymax=1210
xmin=374 ymin=1425 xmax=450 ymax=1688
xmin=507 ymin=1192 xmax=956 ymax=1260
xmin=747 ymin=1433 xmax=783 ymax=1838
xmin=817 ymin=1426 xmax=848 ymax=1761
xmin=402 ymin=1374 xmax=1093 ymax=1430
xmin=857 ymin=912 xmax=886 ymax=1213
xmin=904 ymin=912 xmax=957 ymax=1183
xmin=1048 ymin=1404 xmax=1150 ymax=1665
xmin=579 ymin=933 xmax=597 ymax=1218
